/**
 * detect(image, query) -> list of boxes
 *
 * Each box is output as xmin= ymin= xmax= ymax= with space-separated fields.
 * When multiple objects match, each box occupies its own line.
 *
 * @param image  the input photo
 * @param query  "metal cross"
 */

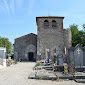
xmin=77 ymin=48 xmax=81 ymax=54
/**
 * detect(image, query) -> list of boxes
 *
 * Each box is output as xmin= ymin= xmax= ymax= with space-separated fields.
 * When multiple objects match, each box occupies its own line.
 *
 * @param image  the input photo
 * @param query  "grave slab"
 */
xmin=28 ymin=71 xmax=57 ymax=80
xmin=75 ymin=79 xmax=85 ymax=83
xmin=56 ymin=72 xmax=73 ymax=80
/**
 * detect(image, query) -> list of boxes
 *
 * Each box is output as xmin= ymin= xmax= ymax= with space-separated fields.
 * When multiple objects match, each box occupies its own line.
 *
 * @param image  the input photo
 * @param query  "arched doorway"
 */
xmin=28 ymin=52 xmax=34 ymax=61
xmin=25 ymin=44 xmax=36 ymax=61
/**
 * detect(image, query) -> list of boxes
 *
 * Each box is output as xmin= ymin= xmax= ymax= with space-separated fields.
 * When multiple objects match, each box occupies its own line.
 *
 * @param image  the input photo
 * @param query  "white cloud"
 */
xmin=3 ymin=0 xmax=10 ymax=15
xmin=0 ymin=5 xmax=7 ymax=15
xmin=10 ymin=0 xmax=15 ymax=14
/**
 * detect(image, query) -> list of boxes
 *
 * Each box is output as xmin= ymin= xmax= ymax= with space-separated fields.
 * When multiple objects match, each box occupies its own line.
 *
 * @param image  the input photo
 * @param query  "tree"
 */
xmin=68 ymin=24 xmax=79 ymax=47
xmin=79 ymin=31 xmax=85 ymax=46
xmin=68 ymin=24 xmax=85 ymax=47
xmin=0 ymin=37 xmax=12 ymax=54
xmin=83 ymin=24 xmax=85 ymax=31
xmin=76 ymin=31 xmax=85 ymax=46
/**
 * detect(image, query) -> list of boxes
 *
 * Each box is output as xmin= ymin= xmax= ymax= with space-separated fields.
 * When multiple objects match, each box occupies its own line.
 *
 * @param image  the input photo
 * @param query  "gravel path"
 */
xmin=0 ymin=62 xmax=84 ymax=85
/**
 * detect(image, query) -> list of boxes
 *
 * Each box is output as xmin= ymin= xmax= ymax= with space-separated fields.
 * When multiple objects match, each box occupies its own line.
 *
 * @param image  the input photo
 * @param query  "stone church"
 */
xmin=14 ymin=16 xmax=71 ymax=63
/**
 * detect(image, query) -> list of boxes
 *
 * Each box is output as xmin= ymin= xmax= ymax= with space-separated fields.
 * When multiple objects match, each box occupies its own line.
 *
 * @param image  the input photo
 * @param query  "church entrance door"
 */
xmin=28 ymin=52 xmax=34 ymax=61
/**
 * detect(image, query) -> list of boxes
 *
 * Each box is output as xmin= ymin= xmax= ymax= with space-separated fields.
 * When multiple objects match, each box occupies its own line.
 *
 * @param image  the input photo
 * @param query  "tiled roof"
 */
xmin=15 ymin=33 xmax=37 ymax=40
xmin=36 ymin=16 xmax=64 ymax=21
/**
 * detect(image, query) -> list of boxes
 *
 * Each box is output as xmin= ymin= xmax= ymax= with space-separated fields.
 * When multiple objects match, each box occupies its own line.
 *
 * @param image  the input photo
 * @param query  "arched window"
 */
xmin=44 ymin=20 xmax=49 ymax=28
xmin=52 ymin=20 xmax=56 ymax=28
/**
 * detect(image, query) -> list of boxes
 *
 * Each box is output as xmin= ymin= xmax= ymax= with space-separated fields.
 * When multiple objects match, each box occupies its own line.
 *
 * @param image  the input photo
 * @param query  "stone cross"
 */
xmin=77 ymin=48 xmax=81 ymax=54
xmin=53 ymin=48 xmax=57 ymax=56
xmin=54 ymin=48 xmax=57 ymax=53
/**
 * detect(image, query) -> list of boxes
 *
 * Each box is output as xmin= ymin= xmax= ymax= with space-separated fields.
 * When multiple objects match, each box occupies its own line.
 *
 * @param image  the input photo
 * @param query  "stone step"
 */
xmin=56 ymin=72 xmax=73 ymax=80
xmin=75 ymin=68 xmax=85 ymax=72
xmin=35 ymin=66 xmax=53 ymax=70
xmin=74 ymin=79 xmax=85 ymax=83
xmin=74 ymin=76 xmax=85 ymax=79
xmin=45 ymin=68 xmax=54 ymax=70
xmin=28 ymin=76 xmax=57 ymax=80
xmin=58 ymin=76 xmax=73 ymax=80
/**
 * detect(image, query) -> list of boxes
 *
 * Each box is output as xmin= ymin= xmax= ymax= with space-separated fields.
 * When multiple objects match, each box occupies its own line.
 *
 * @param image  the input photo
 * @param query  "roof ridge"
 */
xmin=15 ymin=33 xmax=37 ymax=40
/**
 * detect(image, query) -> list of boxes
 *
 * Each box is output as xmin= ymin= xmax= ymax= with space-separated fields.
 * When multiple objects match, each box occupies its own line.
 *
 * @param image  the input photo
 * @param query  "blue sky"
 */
xmin=0 ymin=0 xmax=85 ymax=44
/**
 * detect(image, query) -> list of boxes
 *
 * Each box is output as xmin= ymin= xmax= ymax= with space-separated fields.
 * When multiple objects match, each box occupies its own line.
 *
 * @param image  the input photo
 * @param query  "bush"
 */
xmin=36 ymin=63 xmax=42 ymax=66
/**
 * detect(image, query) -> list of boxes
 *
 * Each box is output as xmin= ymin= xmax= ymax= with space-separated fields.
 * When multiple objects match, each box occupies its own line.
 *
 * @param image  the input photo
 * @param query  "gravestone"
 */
xmin=57 ymin=54 xmax=63 ymax=65
xmin=54 ymin=55 xmax=56 ymax=64
xmin=47 ymin=51 xmax=51 ymax=63
xmin=83 ymin=47 xmax=85 ymax=66
xmin=53 ymin=48 xmax=57 ymax=64
xmin=69 ymin=44 xmax=84 ymax=67
xmin=68 ymin=44 xmax=85 ymax=72
xmin=74 ymin=47 xmax=83 ymax=66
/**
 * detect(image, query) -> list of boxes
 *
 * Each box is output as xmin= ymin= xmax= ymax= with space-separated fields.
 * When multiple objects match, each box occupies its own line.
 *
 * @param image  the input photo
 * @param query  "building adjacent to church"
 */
xmin=0 ymin=47 xmax=6 ymax=65
xmin=14 ymin=16 xmax=72 ymax=63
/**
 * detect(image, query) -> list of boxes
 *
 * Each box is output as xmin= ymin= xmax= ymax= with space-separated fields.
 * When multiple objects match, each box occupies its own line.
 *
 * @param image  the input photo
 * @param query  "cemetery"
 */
xmin=0 ymin=16 xmax=85 ymax=84
xmin=28 ymin=44 xmax=85 ymax=83
xmin=13 ymin=16 xmax=85 ymax=83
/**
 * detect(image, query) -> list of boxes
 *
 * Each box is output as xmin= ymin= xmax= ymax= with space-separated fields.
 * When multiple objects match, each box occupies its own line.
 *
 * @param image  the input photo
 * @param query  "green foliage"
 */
xmin=36 ymin=63 xmax=42 ymax=66
xmin=39 ymin=75 xmax=42 ymax=80
xmin=83 ymin=24 xmax=85 ymax=31
xmin=0 ymin=36 xmax=12 ymax=54
xmin=71 ymin=61 xmax=74 ymax=65
xmin=33 ymin=68 xmax=35 ymax=70
xmin=68 ymin=24 xmax=85 ymax=47
xmin=69 ymin=24 xmax=79 ymax=36
xmin=68 ymin=24 xmax=79 ymax=46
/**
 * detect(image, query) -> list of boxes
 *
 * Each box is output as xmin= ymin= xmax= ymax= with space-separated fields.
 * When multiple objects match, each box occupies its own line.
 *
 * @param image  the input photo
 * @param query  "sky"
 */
xmin=0 ymin=0 xmax=85 ymax=44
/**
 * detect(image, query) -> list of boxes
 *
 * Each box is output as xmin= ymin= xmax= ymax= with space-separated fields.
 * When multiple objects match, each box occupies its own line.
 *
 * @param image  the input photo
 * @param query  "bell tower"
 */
xmin=36 ymin=16 xmax=65 ymax=61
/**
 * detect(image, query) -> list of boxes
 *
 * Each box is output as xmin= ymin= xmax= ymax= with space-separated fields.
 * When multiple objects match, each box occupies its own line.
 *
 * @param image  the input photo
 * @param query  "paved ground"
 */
xmin=0 ymin=62 xmax=85 ymax=85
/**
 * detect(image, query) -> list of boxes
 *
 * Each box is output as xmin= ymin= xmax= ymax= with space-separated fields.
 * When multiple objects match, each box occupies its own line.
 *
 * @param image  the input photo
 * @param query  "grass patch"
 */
xmin=39 ymin=75 xmax=42 ymax=80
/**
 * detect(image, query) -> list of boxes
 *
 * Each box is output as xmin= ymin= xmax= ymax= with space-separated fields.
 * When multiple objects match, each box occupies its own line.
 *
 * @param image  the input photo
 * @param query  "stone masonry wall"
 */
xmin=37 ymin=17 xmax=72 ymax=63
xmin=14 ymin=33 xmax=37 ymax=61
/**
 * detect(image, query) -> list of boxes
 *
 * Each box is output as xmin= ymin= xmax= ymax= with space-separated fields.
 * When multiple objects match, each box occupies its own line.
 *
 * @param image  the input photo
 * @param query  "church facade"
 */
xmin=14 ymin=33 xmax=37 ymax=61
xmin=14 ymin=16 xmax=72 ymax=63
